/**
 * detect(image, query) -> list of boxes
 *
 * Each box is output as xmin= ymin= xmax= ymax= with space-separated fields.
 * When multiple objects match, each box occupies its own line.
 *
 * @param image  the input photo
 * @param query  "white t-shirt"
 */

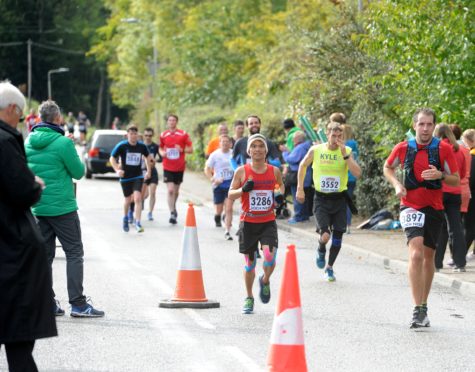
xmin=206 ymin=149 xmax=234 ymax=181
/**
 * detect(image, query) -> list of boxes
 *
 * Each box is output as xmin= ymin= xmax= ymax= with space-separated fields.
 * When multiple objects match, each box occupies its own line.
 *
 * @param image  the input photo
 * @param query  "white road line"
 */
xmin=183 ymin=308 xmax=216 ymax=330
xmin=225 ymin=346 xmax=264 ymax=372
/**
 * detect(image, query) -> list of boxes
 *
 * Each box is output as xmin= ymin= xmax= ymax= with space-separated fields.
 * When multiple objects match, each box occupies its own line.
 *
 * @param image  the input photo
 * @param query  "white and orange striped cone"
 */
xmin=267 ymin=244 xmax=307 ymax=371
xmin=159 ymin=203 xmax=220 ymax=309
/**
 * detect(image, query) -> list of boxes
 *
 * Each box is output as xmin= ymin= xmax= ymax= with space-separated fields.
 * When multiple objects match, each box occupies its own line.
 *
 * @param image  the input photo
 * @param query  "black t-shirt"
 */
xmin=231 ymin=136 xmax=282 ymax=169
xmin=111 ymin=140 xmax=150 ymax=181
xmin=145 ymin=142 xmax=162 ymax=162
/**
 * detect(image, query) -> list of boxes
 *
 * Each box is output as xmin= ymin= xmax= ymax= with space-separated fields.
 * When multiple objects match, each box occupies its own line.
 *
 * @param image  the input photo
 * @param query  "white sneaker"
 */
xmin=466 ymin=252 xmax=475 ymax=262
xmin=446 ymin=259 xmax=455 ymax=267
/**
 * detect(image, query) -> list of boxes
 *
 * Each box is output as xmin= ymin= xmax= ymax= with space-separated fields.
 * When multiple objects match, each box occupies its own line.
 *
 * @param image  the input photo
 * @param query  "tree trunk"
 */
xmin=95 ymin=69 xmax=104 ymax=127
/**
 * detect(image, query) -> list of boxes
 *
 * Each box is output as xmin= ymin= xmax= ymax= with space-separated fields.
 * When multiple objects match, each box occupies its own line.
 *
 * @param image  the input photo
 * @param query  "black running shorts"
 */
xmin=402 ymin=206 xmax=444 ymax=249
xmin=238 ymin=220 xmax=278 ymax=255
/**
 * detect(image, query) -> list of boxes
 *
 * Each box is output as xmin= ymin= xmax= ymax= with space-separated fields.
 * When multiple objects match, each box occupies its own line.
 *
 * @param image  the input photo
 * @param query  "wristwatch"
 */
xmin=343 ymin=154 xmax=350 ymax=160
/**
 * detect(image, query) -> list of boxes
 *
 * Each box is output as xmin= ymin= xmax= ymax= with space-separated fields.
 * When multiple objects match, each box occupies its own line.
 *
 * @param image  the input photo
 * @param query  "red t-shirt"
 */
xmin=440 ymin=138 xmax=466 ymax=195
xmin=386 ymin=139 xmax=458 ymax=210
xmin=159 ymin=129 xmax=192 ymax=172
xmin=240 ymin=163 xmax=276 ymax=223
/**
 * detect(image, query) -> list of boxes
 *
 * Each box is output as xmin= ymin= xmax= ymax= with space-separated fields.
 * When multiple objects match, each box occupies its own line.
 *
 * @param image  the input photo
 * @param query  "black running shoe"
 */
xmin=410 ymin=306 xmax=430 ymax=328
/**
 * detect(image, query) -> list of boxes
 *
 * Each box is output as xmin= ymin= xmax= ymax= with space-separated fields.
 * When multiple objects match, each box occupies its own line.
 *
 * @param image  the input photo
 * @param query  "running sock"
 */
xmin=318 ymin=240 xmax=326 ymax=253
xmin=328 ymin=245 xmax=341 ymax=267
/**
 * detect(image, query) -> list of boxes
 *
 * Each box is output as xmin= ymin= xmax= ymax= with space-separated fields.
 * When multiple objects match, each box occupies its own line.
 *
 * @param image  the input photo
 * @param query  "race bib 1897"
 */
xmin=166 ymin=148 xmax=180 ymax=160
xmin=320 ymin=176 xmax=340 ymax=193
xmin=126 ymin=152 xmax=141 ymax=166
xmin=249 ymin=190 xmax=273 ymax=212
xmin=399 ymin=208 xmax=425 ymax=230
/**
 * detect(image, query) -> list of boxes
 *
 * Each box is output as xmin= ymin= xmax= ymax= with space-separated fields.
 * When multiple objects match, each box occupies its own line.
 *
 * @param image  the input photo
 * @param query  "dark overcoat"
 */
xmin=0 ymin=119 xmax=57 ymax=343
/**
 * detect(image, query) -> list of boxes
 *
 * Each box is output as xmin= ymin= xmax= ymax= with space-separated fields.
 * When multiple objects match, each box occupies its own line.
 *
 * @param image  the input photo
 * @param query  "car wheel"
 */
xmin=85 ymin=167 xmax=92 ymax=179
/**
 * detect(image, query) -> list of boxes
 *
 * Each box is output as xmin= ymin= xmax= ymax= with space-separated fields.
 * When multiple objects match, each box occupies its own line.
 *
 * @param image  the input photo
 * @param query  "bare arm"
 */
xmin=383 ymin=162 xmax=406 ymax=198
xmin=421 ymin=165 xmax=459 ymax=187
xmin=109 ymin=156 xmax=124 ymax=177
xmin=228 ymin=167 xmax=245 ymax=200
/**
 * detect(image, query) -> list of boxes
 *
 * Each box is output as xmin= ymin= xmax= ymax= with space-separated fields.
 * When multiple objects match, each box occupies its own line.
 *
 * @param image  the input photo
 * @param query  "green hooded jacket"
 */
xmin=25 ymin=126 xmax=84 ymax=216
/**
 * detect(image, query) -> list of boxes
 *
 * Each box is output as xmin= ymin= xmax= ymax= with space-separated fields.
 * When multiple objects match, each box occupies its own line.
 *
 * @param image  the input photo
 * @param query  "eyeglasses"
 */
xmin=13 ymin=105 xmax=24 ymax=122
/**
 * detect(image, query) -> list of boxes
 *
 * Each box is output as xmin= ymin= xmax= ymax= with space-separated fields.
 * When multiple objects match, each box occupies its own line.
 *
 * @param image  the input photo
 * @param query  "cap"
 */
xmin=247 ymin=133 xmax=268 ymax=155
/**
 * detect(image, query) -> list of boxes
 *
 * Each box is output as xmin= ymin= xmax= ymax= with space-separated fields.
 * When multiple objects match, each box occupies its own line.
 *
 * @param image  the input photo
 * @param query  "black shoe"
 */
xmin=54 ymin=300 xmax=65 ymax=316
xmin=169 ymin=210 xmax=177 ymax=225
xmin=224 ymin=231 xmax=233 ymax=241
xmin=410 ymin=306 xmax=430 ymax=328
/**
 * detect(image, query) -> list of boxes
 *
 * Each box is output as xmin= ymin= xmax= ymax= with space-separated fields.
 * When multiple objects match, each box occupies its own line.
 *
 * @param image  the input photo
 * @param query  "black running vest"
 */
xmin=403 ymin=138 xmax=442 ymax=190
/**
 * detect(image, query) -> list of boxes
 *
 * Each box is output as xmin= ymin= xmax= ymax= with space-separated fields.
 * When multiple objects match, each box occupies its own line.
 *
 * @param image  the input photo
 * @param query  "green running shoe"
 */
xmin=242 ymin=297 xmax=254 ymax=314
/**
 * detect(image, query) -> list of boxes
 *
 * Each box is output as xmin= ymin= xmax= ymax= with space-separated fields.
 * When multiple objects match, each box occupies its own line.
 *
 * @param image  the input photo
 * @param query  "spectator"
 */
xmin=462 ymin=129 xmax=475 ymax=261
xmin=0 ymin=81 xmax=57 ymax=371
xmin=342 ymin=124 xmax=359 ymax=232
xmin=25 ymin=107 xmax=40 ymax=133
xmin=433 ymin=124 xmax=467 ymax=272
xmin=279 ymin=118 xmax=302 ymax=153
xmin=283 ymin=130 xmax=313 ymax=224
xmin=25 ymin=100 xmax=105 ymax=318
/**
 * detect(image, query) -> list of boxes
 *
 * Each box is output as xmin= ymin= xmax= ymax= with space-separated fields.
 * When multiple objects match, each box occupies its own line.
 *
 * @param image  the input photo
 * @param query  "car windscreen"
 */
xmin=94 ymin=135 xmax=125 ymax=150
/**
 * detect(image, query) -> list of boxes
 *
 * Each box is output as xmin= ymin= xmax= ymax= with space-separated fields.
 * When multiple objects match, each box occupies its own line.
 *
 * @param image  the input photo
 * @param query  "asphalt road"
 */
xmin=1 ymin=175 xmax=474 ymax=372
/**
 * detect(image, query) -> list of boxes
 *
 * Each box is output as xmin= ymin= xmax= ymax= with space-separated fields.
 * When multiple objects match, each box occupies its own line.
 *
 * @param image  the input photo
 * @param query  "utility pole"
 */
xmin=27 ymin=39 xmax=32 ymax=108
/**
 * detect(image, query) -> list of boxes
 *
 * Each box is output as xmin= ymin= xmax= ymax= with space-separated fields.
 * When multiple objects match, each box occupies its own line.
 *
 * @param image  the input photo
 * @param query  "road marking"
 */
xmin=225 ymin=346 xmax=263 ymax=372
xmin=183 ymin=308 xmax=216 ymax=330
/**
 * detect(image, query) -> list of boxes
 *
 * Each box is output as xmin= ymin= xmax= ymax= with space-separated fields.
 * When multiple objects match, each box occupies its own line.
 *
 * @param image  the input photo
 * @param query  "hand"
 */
xmin=337 ymin=138 xmax=347 ymax=156
xmin=35 ymin=176 xmax=45 ymax=189
xmin=421 ymin=165 xmax=442 ymax=181
xmin=212 ymin=177 xmax=224 ymax=187
xmin=116 ymin=169 xmax=124 ymax=178
xmin=395 ymin=183 xmax=407 ymax=198
xmin=241 ymin=178 xmax=254 ymax=192
xmin=279 ymin=144 xmax=288 ymax=152
xmin=296 ymin=188 xmax=305 ymax=204
xmin=175 ymin=144 xmax=183 ymax=152
xmin=145 ymin=172 xmax=151 ymax=180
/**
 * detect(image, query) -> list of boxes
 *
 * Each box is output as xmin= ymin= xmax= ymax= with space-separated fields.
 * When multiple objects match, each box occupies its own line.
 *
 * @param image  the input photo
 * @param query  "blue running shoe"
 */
xmin=259 ymin=274 xmax=271 ymax=304
xmin=324 ymin=267 xmax=336 ymax=282
xmin=242 ymin=297 xmax=254 ymax=314
xmin=135 ymin=222 xmax=144 ymax=233
xmin=123 ymin=216 xmax=129 ymax=232
xmin=316 ymin=250 xmax=326 ymax=269
xmin=71 ymin=299 xmax=105 ymax=318
xmin=127 ymin=209 xmax=134 ymax=224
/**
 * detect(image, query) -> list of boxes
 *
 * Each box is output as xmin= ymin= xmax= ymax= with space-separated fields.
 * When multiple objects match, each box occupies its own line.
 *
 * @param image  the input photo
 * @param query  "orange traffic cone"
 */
xmin=159 ymin=203 xmax=220 ymax=309
xmin=267 ymin=244 xmax=307 ymax=371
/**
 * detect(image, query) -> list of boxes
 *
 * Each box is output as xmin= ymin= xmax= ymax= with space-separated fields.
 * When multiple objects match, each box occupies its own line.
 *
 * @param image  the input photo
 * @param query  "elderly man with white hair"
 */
xmin=0 ymin=81 xmax=57 ymax=371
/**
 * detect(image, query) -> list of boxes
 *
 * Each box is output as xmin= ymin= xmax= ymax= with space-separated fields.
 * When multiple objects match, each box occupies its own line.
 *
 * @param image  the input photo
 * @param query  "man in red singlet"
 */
xmin=384 ymin=107 xmax=459 ymax=329
xmin=159 ymin=114 xmax=193 ymax=224
xmin=229 ymin=133 xmax=284 ymax=314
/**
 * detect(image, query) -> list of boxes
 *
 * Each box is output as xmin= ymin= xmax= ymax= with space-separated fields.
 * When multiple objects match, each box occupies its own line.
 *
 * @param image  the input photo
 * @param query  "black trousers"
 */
xmin=464 ymin=195 xmax=475 ymax=252
xmin=1 ymin=341 xmax=37 ymax=372
xmin=435 ymin=193 xmax=467 ymax=268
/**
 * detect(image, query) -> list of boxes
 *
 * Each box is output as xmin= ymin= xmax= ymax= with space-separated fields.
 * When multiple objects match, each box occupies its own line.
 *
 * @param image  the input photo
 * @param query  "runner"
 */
xmin=159 ymin=114 xmax=193 ymax=224
xmin=204 ymin=134 xmax=235 ymax=240
xmin=141 ymin=127 xmax=162 ymax=221
xmin=228 ymin=134 xmax=285 ymax=314
xmin=110 ymin=124 xmax=152 ymax=233
xmin=296 ymin=122 xmax=361 ymax=282
xmin=383 ymin=108 xmax=459 ymax=329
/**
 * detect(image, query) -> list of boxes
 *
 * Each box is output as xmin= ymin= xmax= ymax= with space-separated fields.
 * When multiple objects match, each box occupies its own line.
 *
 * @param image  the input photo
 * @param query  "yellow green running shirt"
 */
xmin=312 ymin=143 xmax=352 ymax=193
